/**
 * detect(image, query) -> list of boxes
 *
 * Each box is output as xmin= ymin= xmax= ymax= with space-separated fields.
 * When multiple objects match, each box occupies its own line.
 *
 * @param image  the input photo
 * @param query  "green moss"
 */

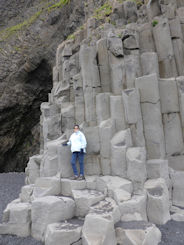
xmin=117 ymin=0 xmax=143 ymax=5
xmin=152 ymin=20 xmax=158 ymax=27
xmin=47 ymin=0 xmax=70 ymax=11
xmin=0 ymin=10 xmax=42 ymax=40
xmin=13 ymin=46 xmax=21 ymax=52
xmin=80 ymin=25 xmax=84 ymax=30
xmin=93 ymin=2 xmax=112 ymax=20
xmin=67 ymin=33 xmax=75 ymax=40
xmin=0 ymin=0 xmax=70 ymax=41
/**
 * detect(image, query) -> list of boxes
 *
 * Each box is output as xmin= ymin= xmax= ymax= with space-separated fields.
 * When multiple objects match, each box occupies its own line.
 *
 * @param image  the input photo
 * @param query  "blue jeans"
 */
xmin=71 ymin=152 xmax=85 ymax=176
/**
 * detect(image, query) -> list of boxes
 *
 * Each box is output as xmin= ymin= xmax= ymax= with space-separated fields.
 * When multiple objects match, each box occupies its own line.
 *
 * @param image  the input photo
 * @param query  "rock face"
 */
xmin=1 ymin=0 xmax=184 ymax=244
xmin=0 ymin=0 xmax=103 ymax=172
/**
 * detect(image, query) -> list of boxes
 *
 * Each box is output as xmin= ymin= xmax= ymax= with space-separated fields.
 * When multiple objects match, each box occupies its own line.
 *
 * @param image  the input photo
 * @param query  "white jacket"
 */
xmin=67 ymin=131 xmax=87 ymax=153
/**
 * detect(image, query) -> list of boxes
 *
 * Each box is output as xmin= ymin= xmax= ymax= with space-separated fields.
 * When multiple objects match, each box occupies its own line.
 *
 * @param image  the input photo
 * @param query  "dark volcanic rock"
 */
xmin=0 ymin=0 xmax=106 ymax=172
xmin=0 ymin=0 xmax=86 ymax=172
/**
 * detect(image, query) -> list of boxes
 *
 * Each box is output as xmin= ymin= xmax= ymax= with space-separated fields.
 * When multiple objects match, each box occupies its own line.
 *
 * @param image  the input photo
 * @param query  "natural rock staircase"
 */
xmin=0 ymin=175 xmax=161 ymax=244
xmin=1 ymin=0 xmax=184 ymax=244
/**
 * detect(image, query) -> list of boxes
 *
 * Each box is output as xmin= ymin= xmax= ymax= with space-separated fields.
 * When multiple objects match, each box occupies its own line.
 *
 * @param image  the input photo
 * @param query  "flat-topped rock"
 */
xmin=144 ymin=178 xmax=170 ymax=225
xmin=0 ymin=200 xmax=31 ymax=237
xmin=89 ymin=197 xmax=121 ymax=223
xmin=72 ymin=189 xmax=105 ymax=217
xmin=115 ymin=220 xmax=161 ymax=245
xmin=61 ymin=178 xmax=86 ymax=197
xmin=32 ymin=177 xmax=61 ymax=199
xmin=96 ymin=175 xmax=133 ymax=196
xmin=31 ymin=196 xmax=75 ymax=241
xmin=82 ymin=213 xmax=117 ymax=245
xmin=119 ymin=194 xmax=147 ymax=221
xmin=45 ymin=219 xmax=84 ymax=245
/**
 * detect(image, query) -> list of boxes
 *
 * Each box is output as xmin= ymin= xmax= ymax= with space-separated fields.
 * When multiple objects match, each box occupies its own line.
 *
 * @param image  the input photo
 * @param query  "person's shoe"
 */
xmin=78 ymin=175 xmax=85 ymax=180
xmin=70 ymin=175 xmax=78 ymax=180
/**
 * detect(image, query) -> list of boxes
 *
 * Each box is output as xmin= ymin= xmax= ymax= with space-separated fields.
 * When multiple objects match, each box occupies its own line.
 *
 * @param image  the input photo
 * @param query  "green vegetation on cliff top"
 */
xmin=0 ymin=0 xmax=70 ymax=41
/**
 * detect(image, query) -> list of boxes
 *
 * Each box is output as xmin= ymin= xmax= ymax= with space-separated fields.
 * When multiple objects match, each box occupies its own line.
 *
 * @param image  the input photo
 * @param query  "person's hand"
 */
xmin=80 ymin=148 xmax=84 ymax=153
xmin=62 ymin=143 xmax=68 ymax=146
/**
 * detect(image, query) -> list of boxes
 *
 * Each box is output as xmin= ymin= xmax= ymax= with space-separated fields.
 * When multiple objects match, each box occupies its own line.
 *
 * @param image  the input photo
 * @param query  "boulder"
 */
xmin=115 ymin=221 xmax=161 ymax=245
xmin=96 ymin=175 xmax=133 ymax=198
xmin=32 ymin=177 xmax=61 ymax=199
xmin=31 ymin=196 xmax=75 ymax=241
xmin=82 ymin=213 xmax=117 ymax=245
xmin=61 ymin=178 xmax=86 ymax=197
xmin=113 ymin=188 xmax=132 ymax=204
xmin=144 ymin=178 xmax=170 ymax=225
xmin=45 ymin=219 xmax=83 ymax=245
xmin=72 ymin=189 xmax=105 ymax=217
xmin=118 ymin=194 xmax=147 ymax=221
xmin=0 ymin=200 xmax=31 ymax=237
xmin=90 ymin=197 xmax=121 ymax=224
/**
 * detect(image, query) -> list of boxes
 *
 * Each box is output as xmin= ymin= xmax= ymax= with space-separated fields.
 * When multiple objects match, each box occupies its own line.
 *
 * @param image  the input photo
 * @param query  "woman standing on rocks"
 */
xmin=63 ymin=124 xmax=87 ymax=180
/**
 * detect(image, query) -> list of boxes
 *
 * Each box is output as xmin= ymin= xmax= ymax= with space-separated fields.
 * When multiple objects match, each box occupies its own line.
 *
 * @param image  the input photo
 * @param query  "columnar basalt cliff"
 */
xmin=1 ymin=0 xmax=184 ymax=244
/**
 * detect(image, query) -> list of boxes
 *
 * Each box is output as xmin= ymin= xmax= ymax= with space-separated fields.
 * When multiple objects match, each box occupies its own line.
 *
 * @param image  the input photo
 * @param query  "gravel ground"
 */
xmin=0 ymin=173 xmax=184 ymax=245
xmin=0 ymin=173 xmax=43 ymax=245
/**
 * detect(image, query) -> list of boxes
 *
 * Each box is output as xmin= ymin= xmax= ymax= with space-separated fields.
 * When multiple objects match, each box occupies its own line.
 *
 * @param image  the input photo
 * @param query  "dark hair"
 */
xmin=74 ymin=124 xmax=79 ymax=129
